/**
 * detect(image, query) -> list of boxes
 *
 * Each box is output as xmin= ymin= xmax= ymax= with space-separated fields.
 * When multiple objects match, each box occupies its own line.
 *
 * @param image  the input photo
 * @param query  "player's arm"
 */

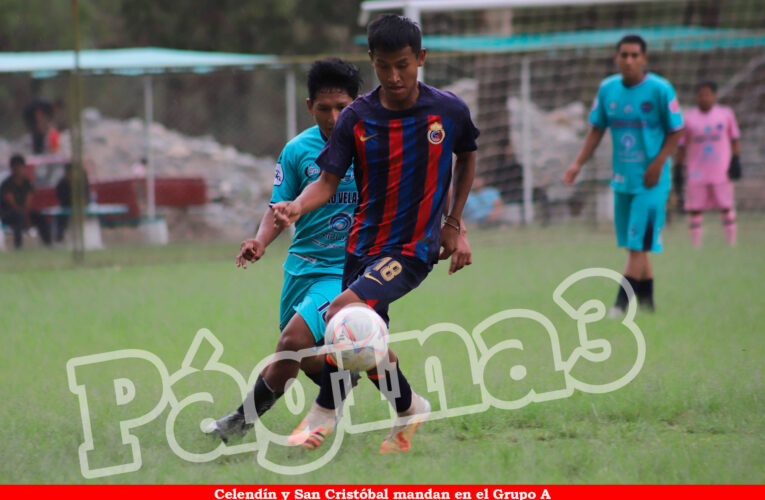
xmin=440 ymin=150 xmax=475 ymax=262
xmin=236 ymin=206 xmax=285 ymax=269
xmin=563 ymin=126 xmax=606 ymax=185
xmin=1 ymin=189 xmax=20 ymax=211
xmin=272 ymin=171 xmax=341 ymax=229
xmin=643 ymin=129 xmax=683 ymax=188
xmin=673 ymin=145 xmax=686 ymax=196
xmin=443 ymin=186 xmax=473 ymax=275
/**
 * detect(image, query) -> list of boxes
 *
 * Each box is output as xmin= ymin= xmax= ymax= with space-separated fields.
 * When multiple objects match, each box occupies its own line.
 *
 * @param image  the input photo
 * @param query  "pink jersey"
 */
xmin=679 ymin=105 xmax=740 ymax=185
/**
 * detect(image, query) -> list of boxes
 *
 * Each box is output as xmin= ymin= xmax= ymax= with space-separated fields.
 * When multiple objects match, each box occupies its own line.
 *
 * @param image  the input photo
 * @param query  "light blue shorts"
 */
xmin=280 ymin=272 xmax=342 ymax=342
xmin=614 ymin=188 xmax=669 ymax=253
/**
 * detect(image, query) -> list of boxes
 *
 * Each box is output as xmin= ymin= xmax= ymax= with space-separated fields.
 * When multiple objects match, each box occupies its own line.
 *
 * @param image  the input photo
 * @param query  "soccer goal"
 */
xmin=361 ymin=0 xmax=765 ymax=224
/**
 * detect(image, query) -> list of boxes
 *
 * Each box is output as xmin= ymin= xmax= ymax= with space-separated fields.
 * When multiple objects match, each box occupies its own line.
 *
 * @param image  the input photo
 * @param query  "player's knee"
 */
xmin=327 ymin=291 xmax=364 ymax=322
xmin=275 ymin=326 xmax=313 ymax=353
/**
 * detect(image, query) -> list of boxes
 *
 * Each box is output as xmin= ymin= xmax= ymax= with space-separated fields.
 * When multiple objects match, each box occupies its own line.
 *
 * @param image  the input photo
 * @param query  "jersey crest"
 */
xmin=427 ymin=121 xmax=445 ymax=145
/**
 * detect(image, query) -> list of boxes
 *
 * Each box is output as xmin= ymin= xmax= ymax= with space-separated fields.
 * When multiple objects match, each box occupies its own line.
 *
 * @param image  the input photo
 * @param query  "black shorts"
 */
xmin=342 ymin=252 xmax=432 ymax=325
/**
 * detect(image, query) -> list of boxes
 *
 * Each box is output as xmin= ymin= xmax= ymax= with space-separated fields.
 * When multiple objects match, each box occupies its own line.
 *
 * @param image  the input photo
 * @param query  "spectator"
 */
xmin=0 ymin=154 xmax=52 ymax=249
xmin=54 ymin=163 xmax=90 ymax=242
xmin=23 ymin=99 xmax=52 ymax=154
xmin=463 ymin=175 xmax=507 ymax=226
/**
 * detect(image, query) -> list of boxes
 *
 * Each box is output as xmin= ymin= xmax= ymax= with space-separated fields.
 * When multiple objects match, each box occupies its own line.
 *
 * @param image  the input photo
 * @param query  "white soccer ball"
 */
xmin=325 ymin=305 xmax=389 ymax=371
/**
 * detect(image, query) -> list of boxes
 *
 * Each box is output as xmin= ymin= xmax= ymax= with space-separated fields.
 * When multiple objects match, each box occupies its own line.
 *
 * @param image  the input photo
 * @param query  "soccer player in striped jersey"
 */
xmin=674 ymin=80 xmax=741 ymax=247
xmin=564 ymin=35 xmax=684 ymax=315
xmin=273 ymin=14 xmax=479 ymax=453
xmin=204 ymin=58 xmax=362 ymax=443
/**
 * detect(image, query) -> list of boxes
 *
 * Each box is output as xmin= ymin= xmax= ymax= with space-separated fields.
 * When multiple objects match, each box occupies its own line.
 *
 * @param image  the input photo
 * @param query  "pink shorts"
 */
xmin=685 ymin=182 xmax=734 ymax=211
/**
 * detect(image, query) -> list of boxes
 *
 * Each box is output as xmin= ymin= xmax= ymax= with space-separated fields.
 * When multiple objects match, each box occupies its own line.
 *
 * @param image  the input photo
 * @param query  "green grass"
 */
xmin=1 ymin=218 xmax=763 ymax=484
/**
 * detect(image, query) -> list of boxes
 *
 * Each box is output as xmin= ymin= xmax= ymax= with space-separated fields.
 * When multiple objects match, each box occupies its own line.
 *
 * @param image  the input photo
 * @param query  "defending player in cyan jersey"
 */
xmin=204 ymin=58 xmax=361 ymax=442
xmin=564 ymin=35 xmax=684 ymax=315
xmin=273 ymin=14 xmax=479 ymax=454
xmin=674 ymin=80 xmax=741 ymax=247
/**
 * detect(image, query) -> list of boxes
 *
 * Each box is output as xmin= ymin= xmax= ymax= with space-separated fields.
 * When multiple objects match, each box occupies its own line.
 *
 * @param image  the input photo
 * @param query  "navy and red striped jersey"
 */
xmin=316 ymin=83 xmax=479 ymax=265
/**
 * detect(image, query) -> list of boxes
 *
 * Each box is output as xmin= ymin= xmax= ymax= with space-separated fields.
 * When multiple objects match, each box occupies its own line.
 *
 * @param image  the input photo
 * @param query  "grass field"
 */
xmin=1 ymin=218 xmax=763 ymax=484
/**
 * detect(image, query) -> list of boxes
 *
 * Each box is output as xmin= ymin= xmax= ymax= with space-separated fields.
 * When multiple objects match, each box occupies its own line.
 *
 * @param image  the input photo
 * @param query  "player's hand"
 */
xmin=236 ymin=239 xmax=265 ymax=269
xmin=643 ymin=162 xmax=662 ymax=188
xmin=438 ymin=224 xmax=459 ymax=261
xmin=449 ymin=230 xmax=472 ymax=275
xmin=272 ymin=201 xmax=301 ymax=229
xmin=563 ymin=163 xmax=581 ymax=185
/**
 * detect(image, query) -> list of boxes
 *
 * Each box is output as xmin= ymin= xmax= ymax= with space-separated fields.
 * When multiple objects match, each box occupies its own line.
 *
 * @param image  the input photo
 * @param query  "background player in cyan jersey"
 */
xmin=674 ymin=80 xmax=741 ymax=247
xmin=564 ymin=34 xmax=684 ymax=315
xmin=205 ymin=58 xmax=361 ymax=442
xmin=274 ymin=14 xmax=479 ymax=454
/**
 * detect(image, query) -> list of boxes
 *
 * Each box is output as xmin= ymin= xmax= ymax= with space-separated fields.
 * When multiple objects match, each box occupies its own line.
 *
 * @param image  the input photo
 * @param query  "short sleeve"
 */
xmin=661 ymin=83 xmax=684 ymax=132
xmin=454 ymin=99 xmax=480 ymax=153
xmin=728 ymin=108 xmax=741 ymax=141
xmin=270 ymin=146 xmax=300 ymax=203
xmin=316 ymin=108 xmax=356 ymax=177
xmin=589 ymin=86 xmax=608 ymax=130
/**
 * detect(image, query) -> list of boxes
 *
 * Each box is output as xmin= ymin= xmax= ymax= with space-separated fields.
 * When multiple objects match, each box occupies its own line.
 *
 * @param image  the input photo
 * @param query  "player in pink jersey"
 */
xmin=674 ymin=81 xmax=741 ymax=247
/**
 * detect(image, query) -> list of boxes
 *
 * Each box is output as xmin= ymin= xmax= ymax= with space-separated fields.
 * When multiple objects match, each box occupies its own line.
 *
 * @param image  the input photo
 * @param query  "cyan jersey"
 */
xmin=590 ymin=73 xmax=684 ymax=194
xmin=271 ymin=125 xmax=358 ymax=276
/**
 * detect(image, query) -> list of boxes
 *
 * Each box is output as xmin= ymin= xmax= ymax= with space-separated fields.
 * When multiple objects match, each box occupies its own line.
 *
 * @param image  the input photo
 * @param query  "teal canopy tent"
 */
xmin=0 ymin=47 xmax=282 ymax=219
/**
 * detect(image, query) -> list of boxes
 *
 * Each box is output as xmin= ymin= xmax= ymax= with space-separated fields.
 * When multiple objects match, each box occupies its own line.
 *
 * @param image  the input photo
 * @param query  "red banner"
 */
xmin=1 ymin=485 xmax=762 ymax=500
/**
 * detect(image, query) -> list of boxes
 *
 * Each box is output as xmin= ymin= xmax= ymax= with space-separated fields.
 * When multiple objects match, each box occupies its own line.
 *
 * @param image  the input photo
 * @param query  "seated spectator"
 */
xmin=463 ymin=175 xmax=507 ymax=226
xmin=54 ymin=163 xmax=90 ymax=242
xmin=0 ymin=154 xmax=52 ymax=249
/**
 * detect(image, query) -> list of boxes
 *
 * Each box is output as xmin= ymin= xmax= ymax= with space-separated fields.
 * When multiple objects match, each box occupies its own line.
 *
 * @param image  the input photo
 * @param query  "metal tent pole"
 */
xmin=144 ymin=75 xmax=155 ymax=220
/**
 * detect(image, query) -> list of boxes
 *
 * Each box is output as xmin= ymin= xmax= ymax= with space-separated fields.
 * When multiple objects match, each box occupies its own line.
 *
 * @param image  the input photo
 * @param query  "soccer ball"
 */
xmin=325 ymin=305 xmax=389 ymax=371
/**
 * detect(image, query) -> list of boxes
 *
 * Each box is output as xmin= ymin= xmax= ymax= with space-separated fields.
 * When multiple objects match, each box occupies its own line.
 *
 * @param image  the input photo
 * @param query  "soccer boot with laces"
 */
xmin=288 ymin=402 xmax=337 ymax=450
xmin=203 ymin=410 xmax=253 ymax=444
xmin=379 ymin=393 xmax=431 ymax=454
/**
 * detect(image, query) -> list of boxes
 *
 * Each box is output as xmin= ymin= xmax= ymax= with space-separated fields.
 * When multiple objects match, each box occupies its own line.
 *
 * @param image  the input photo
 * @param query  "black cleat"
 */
xmin=203 ymin=411 xmax=253 ymax=443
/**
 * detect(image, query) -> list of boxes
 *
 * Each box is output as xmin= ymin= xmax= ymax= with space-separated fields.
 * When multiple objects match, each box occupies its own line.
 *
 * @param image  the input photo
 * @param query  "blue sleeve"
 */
xmin=588 ymin=85 xmax=608 ymax=130
xmin=316 ymin=108 xmax=356 ymax=177
xmin=454 ymin=97 xmax=480 ymax=153
xmin=270 ymin=146 xmax=301 ymax=203
xmin=660 ymin=83 xmax=684 ymax=132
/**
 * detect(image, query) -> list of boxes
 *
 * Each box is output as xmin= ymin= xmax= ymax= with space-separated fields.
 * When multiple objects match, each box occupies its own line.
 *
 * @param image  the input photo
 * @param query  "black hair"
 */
xmin=307 ymin=58 xmax=362 ymax=102
xmin=367 ymin=14 xmax=422 ymax=55
xmin=696 ymin=80 xmax=717 ymax=93
xmin=9 ymin=154 xmax=25 ymax=168
xmin=616 ymin=34 xmax=647 ymax=54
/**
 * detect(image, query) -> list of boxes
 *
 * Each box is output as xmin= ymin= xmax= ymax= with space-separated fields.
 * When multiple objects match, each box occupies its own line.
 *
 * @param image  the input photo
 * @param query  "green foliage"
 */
xmin=0 ymin=1 xmax=363 ymax=54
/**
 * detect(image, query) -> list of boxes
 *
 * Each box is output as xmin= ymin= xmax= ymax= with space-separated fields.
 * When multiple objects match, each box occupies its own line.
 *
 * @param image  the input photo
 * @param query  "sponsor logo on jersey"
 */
xmin=716 ymin=123 xmax=724 ymax=131
xmin=304 ymin=164 xmax=320 ymax=179
xmin=327 ymin=191 xmax=358 ymax=205
xmin=609 ymin=101 xmax=618 ymax=110
xmin=328 ymin=213 xmax=353 ymax=232
xmin=620 ymin=133 xmax=636 ymax=149
xmin=428 ymin=121 xmax=445 ymax=145
xmin=623 ymin=104 xmax=633 ymax=114
xmin=274 ymin=163 xmax=283 ymax=186
xmin=359 ymin=133 xmax=378 ymax=142
xmin=640 ymin=101 xmax=653 ymax=113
